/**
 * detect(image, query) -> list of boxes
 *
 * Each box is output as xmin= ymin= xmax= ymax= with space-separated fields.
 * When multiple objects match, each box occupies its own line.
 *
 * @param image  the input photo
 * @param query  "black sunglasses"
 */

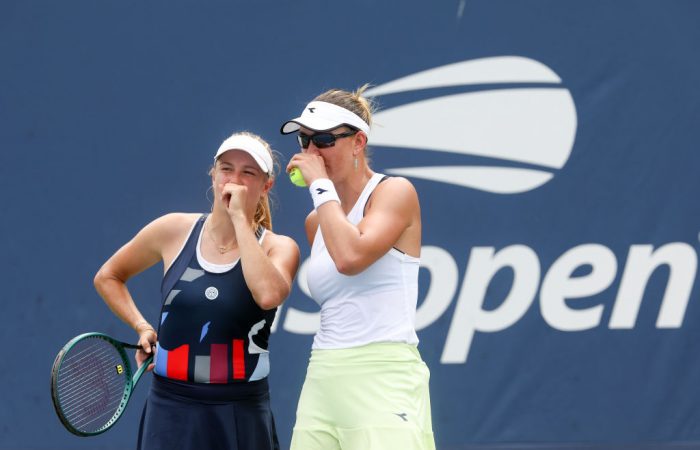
xmin=297 ymin=130 xmax=358 ymax=149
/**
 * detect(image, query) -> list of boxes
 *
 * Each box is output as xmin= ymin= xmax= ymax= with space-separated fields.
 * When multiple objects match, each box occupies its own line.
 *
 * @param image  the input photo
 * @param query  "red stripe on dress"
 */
xmin=210 ymin=343 xmax=228 ymax=384
xmin=167 ymin=344 xmax=189 ymax=381
xmin=232 ymin=339 xmax=245 ymax=379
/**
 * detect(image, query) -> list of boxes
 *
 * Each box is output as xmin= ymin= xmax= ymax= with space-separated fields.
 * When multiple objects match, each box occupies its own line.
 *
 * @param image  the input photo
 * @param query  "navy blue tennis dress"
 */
xmin=137 ymin=215 xmax=279 ymax=450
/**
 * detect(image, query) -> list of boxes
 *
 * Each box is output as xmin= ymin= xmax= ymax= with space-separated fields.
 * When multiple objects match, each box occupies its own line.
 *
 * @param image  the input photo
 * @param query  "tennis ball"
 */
xmin=289 ymin=167 xmax=307 ymax=187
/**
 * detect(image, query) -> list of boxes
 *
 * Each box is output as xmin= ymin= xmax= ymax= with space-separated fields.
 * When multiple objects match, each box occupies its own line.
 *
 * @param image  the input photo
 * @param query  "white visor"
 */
xmin=214 ymin=134 xmax=272 ymax=174
xmin=280 ymin=101 xmax=370 ymax=136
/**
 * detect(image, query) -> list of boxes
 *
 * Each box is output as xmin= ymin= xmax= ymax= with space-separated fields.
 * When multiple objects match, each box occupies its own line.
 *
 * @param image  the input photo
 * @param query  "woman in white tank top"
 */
xmin=281 ymin=86 xmax=436 ymax=450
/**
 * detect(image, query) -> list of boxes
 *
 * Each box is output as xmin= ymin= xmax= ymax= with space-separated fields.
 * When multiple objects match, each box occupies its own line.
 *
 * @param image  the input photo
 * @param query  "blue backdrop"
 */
xmin=2 ymin=1 xmax=699 ymax=449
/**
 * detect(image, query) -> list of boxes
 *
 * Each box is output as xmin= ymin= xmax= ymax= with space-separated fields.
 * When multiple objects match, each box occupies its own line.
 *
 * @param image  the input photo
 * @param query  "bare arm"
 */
xmin=94 ymin=213 xmax=192 ymax=362
xmin=316 ymin=177 xmax=420 ymax=275
xmin=218 ymin=177 xmax=300 ymax=310
xmin=304 ymin=210 xmax=319 ymax=246
xmin=231 ymin=213 xmax=300 ymax=310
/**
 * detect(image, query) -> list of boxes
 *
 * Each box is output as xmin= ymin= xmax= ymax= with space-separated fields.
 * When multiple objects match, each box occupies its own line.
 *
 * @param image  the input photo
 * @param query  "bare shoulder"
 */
xmin=135 ymin=213 xmax=201 ymax=256
xmin=154 ymin=212 xmax=201 ymax=226
xmin=305 ymin=210 xmax=319 ymax=231
xmin=264 ymin=230 xmax=299 ymax=252
xmin=378 ymin=176 xmax=418 ymax=194
xmin=304 ymin=210 xmax=319 ymax=245
xmin=262 ymin=230 xmax=301 ymax=270
xmin=144 ymin=213 xmax=201 ymax=238
xmin=371 ymin=176 xmax=419 ymax=207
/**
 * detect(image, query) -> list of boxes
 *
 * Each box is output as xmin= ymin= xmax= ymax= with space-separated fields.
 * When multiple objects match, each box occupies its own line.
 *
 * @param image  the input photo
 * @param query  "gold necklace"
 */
xmin=206 ymin=220 xmax=235 ymax=254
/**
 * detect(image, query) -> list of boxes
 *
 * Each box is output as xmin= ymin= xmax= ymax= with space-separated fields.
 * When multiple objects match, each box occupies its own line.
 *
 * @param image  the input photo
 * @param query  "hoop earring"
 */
xmin=206 ymin=185 xmax=214 ymax=207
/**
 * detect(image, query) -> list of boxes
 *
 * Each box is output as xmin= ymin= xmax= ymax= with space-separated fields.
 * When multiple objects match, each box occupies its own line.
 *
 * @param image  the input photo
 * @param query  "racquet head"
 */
xmin=50 ymin=332 xmax=151 ymax=436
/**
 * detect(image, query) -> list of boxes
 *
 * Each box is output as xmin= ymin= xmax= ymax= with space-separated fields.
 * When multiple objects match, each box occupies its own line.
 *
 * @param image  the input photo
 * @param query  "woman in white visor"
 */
xmin=95 ymin=131 xmax=300 ymax=450
xmin=281 ymin=86 xmax=436 ymax=450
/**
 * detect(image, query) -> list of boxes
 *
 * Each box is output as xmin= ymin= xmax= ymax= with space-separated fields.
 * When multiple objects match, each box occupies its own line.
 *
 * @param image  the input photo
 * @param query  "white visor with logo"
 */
xmin=280 ymin=101 xmax=370 ymax=136
xmin=214 ymin=134 xmax=272 ymax=174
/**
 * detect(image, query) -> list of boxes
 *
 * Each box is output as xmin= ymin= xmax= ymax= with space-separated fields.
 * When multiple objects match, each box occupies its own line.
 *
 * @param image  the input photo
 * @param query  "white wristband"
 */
xmin=309 ymin=178 xmax=340 ymax=209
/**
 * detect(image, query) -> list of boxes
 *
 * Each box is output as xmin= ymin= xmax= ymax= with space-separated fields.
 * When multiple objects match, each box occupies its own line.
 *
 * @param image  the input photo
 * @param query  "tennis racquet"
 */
xmin=50 ymin=332 xmax=153 ymax=436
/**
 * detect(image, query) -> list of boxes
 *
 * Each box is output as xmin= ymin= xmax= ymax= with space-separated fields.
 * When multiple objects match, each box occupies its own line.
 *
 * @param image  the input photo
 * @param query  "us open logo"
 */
xmin=280 ymin=59 xmax=697 ymax=368
xmin=366 ymin=56 xmax=578 ymax=194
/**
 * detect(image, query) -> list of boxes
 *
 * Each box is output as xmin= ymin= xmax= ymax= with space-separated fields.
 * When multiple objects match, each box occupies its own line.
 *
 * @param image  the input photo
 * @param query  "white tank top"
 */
xmin=306 ymin=173 xmax=420 ymax=349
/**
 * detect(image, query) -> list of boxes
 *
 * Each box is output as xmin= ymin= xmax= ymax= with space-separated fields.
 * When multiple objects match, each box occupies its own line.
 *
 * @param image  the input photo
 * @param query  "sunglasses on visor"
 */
xmin=297 ymin=130 xmax=358 ymax=149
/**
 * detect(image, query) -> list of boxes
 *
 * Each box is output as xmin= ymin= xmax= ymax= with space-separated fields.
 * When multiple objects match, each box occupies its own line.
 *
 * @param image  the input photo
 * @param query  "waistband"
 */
xmin=152 ymin=374 xmax=269 ymax=403
xmin=309 ymin=342 xmax=423 ymax=366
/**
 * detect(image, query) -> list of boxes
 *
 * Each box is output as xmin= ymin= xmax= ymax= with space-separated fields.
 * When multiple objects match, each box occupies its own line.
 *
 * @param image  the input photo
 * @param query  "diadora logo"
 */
xmin=308 ymin=107 xmax=316 ymax=113
xmin=364 ymin=56 xmax=578 ymax=194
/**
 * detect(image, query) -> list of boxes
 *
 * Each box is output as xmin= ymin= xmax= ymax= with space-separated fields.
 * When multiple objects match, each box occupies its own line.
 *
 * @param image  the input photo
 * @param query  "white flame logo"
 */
xmin=365 ymin=56 xmax=577 ymax=194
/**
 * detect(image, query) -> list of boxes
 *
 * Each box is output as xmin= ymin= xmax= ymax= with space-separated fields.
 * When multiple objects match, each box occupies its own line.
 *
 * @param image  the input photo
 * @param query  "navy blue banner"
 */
xmin=1 ymin=1 xmax=699 ymax=448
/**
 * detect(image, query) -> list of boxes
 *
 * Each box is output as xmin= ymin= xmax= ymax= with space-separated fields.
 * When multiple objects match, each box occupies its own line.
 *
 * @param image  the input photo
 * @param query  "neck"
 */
xmin=334 ymin=167 xmax=374 ymax=214
xmin=207 ymin=209 xmax=237 ymax=241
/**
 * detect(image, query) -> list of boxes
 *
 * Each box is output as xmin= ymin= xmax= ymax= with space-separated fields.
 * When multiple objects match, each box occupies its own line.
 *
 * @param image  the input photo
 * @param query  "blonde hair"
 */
xmin=313 ymin=84 xmax=376 ymax=129
xmin=212 ymin=131 xmax=279 ymax=230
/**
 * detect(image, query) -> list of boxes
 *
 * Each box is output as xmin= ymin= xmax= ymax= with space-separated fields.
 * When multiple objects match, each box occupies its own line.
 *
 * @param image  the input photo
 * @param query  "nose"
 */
xmin=223 ymin=171 xmax=242 ymax=185
xmin=303 ymin=143 xmax=321 ymax=155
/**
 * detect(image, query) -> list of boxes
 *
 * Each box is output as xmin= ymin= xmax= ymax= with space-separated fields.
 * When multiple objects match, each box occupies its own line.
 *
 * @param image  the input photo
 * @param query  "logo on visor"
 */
xmin=308 ymin=107 xmax=316 ymax=113
xmin=365 ymin=56 xmax=578 ymax=194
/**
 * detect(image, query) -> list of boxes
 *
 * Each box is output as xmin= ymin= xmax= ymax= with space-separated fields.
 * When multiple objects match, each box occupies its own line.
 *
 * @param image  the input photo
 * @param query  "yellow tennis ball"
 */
xmin=289 ymin=167 xmax=307 ymax=187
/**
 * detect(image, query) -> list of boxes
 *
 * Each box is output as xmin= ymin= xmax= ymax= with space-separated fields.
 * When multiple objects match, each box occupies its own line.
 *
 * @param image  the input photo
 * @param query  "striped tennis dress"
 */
xmin=137 ymin=214 xmax=279 ymax=450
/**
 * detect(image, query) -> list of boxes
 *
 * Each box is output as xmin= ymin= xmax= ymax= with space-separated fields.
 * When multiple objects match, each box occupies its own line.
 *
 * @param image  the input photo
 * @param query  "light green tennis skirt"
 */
xmin=290 ymin=342 xmax=436 ymax=450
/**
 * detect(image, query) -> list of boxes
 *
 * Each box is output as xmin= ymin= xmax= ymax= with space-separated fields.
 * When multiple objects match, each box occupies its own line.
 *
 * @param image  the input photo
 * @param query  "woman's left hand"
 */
xmin=135 ymin=325 xmax=157 ymax=372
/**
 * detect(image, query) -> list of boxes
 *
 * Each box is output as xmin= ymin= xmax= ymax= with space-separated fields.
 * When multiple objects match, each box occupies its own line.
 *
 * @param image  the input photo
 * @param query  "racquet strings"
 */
xmin=54 ymin=337 xmax=128 ymax=433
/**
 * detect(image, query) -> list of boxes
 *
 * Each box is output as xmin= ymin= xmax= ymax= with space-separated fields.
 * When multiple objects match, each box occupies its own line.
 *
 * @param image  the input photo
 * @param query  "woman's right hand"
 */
xmin=287 ymin=152 xmax=328 ymax=186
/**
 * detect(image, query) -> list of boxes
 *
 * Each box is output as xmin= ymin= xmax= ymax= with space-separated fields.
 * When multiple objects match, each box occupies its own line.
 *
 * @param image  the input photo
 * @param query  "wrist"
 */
xmin=309 ymin=178 xmax=340 ymax=209
xmin=229 ymin=211 xmax=252 ymax=229
xmin=134 ymin=321 xmax=155 ymax=333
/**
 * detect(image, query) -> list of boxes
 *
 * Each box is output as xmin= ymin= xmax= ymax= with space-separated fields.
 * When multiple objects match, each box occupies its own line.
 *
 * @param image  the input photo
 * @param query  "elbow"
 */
xmin=255 ymin=286 xmax=291 ymax=311
xmin=93 ymin=267 xmax=108 ymax=293
xmin=94 ymin=265 xmax=123 ymax=295
xmin=258 ymin=301 xmax=279 ymax=311
xmin=334 ymin=256 xmax=364 ymax=276
xmin=257 ymin=295 xmax=284 ymax=311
